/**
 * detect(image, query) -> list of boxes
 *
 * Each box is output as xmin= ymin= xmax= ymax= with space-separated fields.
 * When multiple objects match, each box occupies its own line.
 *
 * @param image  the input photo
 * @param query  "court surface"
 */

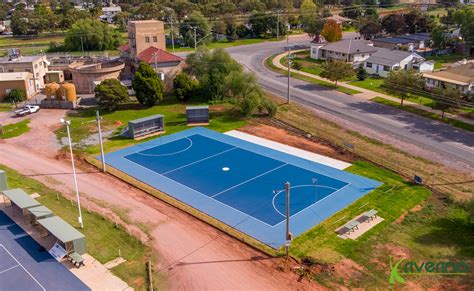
xmin=104 ymin=128 xmax=381 ymax=247
xmin=0 ymin=210 xmax=89 ymax=291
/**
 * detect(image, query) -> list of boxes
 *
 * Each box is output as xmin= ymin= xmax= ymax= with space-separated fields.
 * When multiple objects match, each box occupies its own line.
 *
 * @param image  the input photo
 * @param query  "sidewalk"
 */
xmin=272 ymin=51 xmax=474 ymax=126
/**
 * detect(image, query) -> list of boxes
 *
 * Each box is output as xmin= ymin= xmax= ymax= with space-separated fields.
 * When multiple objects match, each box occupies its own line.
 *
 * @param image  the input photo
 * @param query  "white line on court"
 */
xmin=0 ymin=264 xmax=19 ymax=274
xmin=135 ymin=137 xmax=193 ymax=157
xmin=162 ymin=147 xmax=238 ymax=175
xmin=0 ymin=244 xmax=46 ymax=291
xmin=211 ymin=163 xmax=288 ymax=198
xmin=271 ymin=184 xmax=340 ymax=218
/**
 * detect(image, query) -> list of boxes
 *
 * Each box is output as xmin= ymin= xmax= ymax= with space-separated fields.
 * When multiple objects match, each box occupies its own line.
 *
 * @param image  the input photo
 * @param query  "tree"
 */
xmin=134 ymin=3 xmax=163 ymax=20
xmin=432 ymin=88 xmax=461 ymax=118
xmin=94 ymin=79 xmax=129 ymax=111
xmin=382 ymin=14 xmax=407 ymax=35
xmin=356 ymin=65 xmax=368 ymax=81
xmin=453 ymin=7 xmax=474 ymax=49
xmin=64 ymin=19 xmax=122 ymax=51
xmin=383 ymin=70 xmax=425 ymax=105
xmin=180 ymin=11 xmax=211 ymax=48
xmin=320 ymin=60 xmax=354 ymax=86
xmin=300 ymin=0 xmax=323 ymax=38
xmin=132 ymin=62 xmax=164 ymax=107
xmin=173 ymin=73 xmax=198 ymax=101
xmin=431 ymin=26 xmax=447 ymax=52
xmin=404 ymin=11 xmax=433 ymax=33
xmin=358 ymin=18 xmax=382 ymax=39
xmin=6 ymin=88 xmax=26 ymax=104
xmin=321 ymin=19 xmax=342 ymax=42
xmin=10 ymin=13 xmax=29 ymax=35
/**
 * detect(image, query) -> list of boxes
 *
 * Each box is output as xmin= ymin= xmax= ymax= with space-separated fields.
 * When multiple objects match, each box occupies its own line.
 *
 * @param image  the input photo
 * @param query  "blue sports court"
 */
xmin=0 ymin=210 xmax=89 ymax=290
xmin=104 ymin=128 xmax=381 ymax=248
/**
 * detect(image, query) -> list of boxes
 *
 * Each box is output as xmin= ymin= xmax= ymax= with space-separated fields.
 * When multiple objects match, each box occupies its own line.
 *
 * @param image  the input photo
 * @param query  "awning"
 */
xmin=1 ymin=188 xmax=40 ymax=210
xmin=28 ymin=205 xmax=53 ymax=220
xmin=37 ymin=216 xmax=84 ymax=243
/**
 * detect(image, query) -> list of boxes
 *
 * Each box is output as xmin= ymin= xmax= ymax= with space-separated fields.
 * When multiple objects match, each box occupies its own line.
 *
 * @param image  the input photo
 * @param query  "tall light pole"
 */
xmin=170 ymin=15 xmax=175 ymax=53
xmin=96 ymin=111 xmax=106 ymax=173
xmin=191 ymin=26 xmax=198 ymax=50
xmin=61 ymin=118 xmax=84 ymax=228
xmin=284 ymin=181 xmax=291 ymax=259
xmin=286 ymin=24 xmax=291 ymax=104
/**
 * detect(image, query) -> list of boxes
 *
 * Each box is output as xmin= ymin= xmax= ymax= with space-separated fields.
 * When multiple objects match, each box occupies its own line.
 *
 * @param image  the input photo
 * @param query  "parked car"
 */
xmin=14 ymin=105 xmax=40 ymax=117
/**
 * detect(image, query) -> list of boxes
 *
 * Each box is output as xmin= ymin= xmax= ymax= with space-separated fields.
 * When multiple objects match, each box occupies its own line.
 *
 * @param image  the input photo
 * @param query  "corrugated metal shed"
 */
xmin=1 ymin=188 xmax=40 ymax=209
xmin=128 ymin=114 xmax=164 ymax=125
xmin=37 ymin=216 xmax=86 ymax=255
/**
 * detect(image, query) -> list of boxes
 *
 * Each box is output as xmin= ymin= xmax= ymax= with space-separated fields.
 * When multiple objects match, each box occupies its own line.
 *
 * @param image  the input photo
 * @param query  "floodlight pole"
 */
xmin=286 ymin=26 xmax=291 ymax=104
xmin=285 ymin=181 xmax=291 ymax=259
xmin=96 ymin=110 xmax=106 ymax=173
xmin=62 ymin=119 xmax=84 ymax=228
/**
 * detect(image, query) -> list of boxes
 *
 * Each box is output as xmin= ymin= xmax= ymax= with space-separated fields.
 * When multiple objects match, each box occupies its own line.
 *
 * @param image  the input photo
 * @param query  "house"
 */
xmin=0 ymin=50 xmax=49 ymax=90
xmin=310 ymin=39 xmax=379 ymax=66
xmin=372 ymin=33 xmax=431 ymax=51
xmin=100 ymin=5 xmax=122 ymax=24
xmin=364 ymin=49 xmax=434 ymax=77
xmin=0 ymin=72 xmax=36 ymax=101
xmin=423 ymin=62 xmax=474 ymax=95
xmin=127 ymin=20 xmax=166 ymax=57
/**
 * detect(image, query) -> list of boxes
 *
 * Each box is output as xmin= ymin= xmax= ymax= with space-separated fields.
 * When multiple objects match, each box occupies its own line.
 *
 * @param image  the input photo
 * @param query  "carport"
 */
xmin=1 ymin=188 xmax=40 ymax=223
xmin=37 ymin=216 xmax=86 ymax=255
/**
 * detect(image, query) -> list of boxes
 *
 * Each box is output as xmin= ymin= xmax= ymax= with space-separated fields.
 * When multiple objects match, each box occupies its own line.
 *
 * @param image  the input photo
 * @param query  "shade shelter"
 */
xmin=0 ymin=170 xmax=8 ymax=191
xmin=125 ymin=114 xmax=164 ymax=140
xmin=1 ymin=188 xmax=40 ymax=223
xmin=28 ymin=205 xmax=53 ymax=225
xmin=186 ymin=106 xmax=209 ymax=125
xmin=37 ymin=216 xmax=86 ymax=255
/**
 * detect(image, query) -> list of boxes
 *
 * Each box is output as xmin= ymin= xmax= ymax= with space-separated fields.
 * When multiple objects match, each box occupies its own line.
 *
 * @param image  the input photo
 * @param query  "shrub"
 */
xmin=259 ymin=98 xmax=278 ymax=117
xmin=94 ymin=79 xmax=128 ymax=111
xmin=239 ymin=92 xmax=260 ymax=117
xmin=292 ymin=60 xmax=303 ymax=70
xmin=173 ymin=73 xmax=198 ymax=101
xmin=6 ymin=88 xmax=26 ymax=103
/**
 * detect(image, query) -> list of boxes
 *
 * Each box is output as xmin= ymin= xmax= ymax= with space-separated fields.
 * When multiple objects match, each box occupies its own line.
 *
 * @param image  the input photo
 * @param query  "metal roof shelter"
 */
xmin=125 ymin=114 xmax=164 ymax=140
xmin=28 ymin=205 xmax=54 ymax=224
xmin=37 ymin=216 xmax=86 ymax=255
xmin=0 ymin=170 xmax=8 ymax=191
xmin=1 ymin=188 xmax=41 ymax=224
xmin=186 ymin=106 xmax=209 ymax=125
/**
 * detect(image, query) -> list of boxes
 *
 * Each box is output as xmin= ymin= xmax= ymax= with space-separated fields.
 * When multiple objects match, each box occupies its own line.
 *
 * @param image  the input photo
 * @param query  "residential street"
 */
xmin=225 ymin=34 xmax=474 ymax=171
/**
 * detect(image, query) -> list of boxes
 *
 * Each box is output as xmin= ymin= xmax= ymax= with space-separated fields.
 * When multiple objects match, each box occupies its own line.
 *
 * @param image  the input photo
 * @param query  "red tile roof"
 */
xmin=118 ymin=44 xmax=130 ymax=53
xmin=136 ymin=47 xmax=183 ymax=64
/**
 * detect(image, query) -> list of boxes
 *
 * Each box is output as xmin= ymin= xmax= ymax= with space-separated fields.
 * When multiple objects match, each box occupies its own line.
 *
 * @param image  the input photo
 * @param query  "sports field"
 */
xmin=104 ymin=128 xmax=381 ymax=247
xmin=0 ymin=210 xmax=89 ymax=290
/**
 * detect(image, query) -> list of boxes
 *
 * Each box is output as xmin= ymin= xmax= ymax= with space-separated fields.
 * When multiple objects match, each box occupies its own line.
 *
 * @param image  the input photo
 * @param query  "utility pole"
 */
xmin=276 ymin=10 xmax=281 ymax=40
xmin=286 ymin=26 xmax=291 ymax=104
xmin=284 ymin=181 xmax=291 ymax=259
xmin=170 ymin=15 xmax=175 ymax=53
xmin=192 ymin=26 xmax=198 ymax=50
xmin=96 ymin=111 xmax=106 ymax=173
xmin=80 ymin=36 xmax=84 ymax=56
xmin=61 ymin=119 xmax=84 ymax=228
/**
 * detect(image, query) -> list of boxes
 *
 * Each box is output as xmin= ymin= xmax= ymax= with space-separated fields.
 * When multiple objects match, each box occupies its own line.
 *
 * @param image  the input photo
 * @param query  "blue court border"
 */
xmin=103 ymin=127 xmax=381 ymax=248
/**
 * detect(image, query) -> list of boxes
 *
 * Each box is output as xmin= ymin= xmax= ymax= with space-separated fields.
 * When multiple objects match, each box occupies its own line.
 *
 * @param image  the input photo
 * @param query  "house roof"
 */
xmin=136 ymin=47 xmax=183 ymax=64
xmin=365 ymin=49 xmax=415 ymax=66
xmin=1 ymin=188 xmax=40 ymax=209
xmin=373 ymin=37 xmax=412 ymax=44
xmin=423 ymin=63 xmax=474 ymax=85
xmin=399 ymin=33 xmax=431 ymax=42
xmin=118 ymin=44 xmax=130 ymax=53
xmin=374 ymin=33 xmax=431 ymax=44
xmin=0 ymin=72 xmax=31 ymax=81
xmin=37 ymin=216 xmax=85 ymax=243
xmin=320 ymin=39 xmax=378 ymax=55
xmin=0 ymin=55 xmax=46 ymax=64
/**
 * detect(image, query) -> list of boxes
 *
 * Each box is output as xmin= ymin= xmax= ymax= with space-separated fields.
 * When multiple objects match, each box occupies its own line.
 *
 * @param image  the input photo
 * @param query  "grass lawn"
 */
xmin=167 ymin=37 xmax=280 ymax=52
xmin=56 ymin=97 xmax=246 ymax=154
xmin=371 ymin=97 xmax=474 ymax=132
xmin=0 ymin=164 xmax=165 ymax=290
xmin=0 ymin=103 xmax=12 ymax=112
xmin=266 ymin=54 xmax=361 ymax=95
xmin=0 ymin=119 xmax=31 ymax=139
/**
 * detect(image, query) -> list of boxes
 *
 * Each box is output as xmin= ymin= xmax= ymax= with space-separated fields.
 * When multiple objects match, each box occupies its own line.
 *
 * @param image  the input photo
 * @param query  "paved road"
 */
xmin=225 ymin=35 xmax=474 ymax=168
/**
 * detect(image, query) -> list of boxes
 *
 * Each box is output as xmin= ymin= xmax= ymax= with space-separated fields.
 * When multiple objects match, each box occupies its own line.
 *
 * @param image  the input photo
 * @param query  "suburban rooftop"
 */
xmin=320 ymin=39 xmax=379 ymax=54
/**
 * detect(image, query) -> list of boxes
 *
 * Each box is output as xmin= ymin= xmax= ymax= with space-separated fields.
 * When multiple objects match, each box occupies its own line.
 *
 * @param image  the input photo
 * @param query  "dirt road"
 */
xmin=0 ymin=110 xmax=317 ymax=289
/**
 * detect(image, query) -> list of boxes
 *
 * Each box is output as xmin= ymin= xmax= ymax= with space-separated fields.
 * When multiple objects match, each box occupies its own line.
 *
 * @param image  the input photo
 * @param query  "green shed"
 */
xmin=37 ymin=216 xmax=87 ymax=255
xmin=1 ymin=188 xmax=40 ymax=223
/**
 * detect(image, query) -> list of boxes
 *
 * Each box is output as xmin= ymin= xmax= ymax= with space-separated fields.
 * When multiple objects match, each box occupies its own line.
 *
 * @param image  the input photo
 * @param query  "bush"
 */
xmin=132 ymin=62 xmax=164 ymax=107
xmin=239 ymin=92 xmax=260 ymax=117
xmin=356 ymin=65 xmax=368 ymax=81
xmin=301 ymin=256 xmax=319 ymax=267
xmin=6 ymin=88 xmax=26 ymax=103
xmin=258 ymin=98 xmax=278 ymax=117
xmin=94 ymin=79 xmax=128 ymax=111
xmin=173 ymin=73 xmax=198 ymax=101
xmin=292 ymin=60 xmax=303 ymax=70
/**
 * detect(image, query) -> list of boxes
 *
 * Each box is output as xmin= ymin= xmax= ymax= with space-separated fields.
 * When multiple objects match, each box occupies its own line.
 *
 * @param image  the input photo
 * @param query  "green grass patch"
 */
xmin=56 ymin=97 xmax=246 ymax=154
xmin=167 ymin=37 xmax=280 ymax=52
xmin=0 ymin=164 xmax=164 ymax=290
xmin=0 ymin=103 xmax=13 ymax=112
xmin=372 ymin=97 xmax=474 ymax=132
xmin=265 ymin=55 xmax=361 ymax=95
xmin=0 ymin=119 xmax=31 ymax=139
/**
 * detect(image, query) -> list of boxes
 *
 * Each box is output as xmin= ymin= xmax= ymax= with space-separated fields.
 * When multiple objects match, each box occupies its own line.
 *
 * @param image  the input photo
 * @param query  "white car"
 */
xmin=14 ymin=105 xmax=40 ymax=117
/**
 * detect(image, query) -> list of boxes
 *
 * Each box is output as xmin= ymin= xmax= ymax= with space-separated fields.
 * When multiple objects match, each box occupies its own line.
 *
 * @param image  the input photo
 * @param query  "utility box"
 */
xmin=0 ymin=170 xmax=8 ymax=191
xmin=186 ymin=106 xmax=209 ymax=125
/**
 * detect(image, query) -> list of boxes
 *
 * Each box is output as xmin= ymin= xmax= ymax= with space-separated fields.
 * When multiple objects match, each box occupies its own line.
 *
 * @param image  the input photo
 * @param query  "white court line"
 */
xmin=0 ymin=264 xmax=19 ymax=274
xmin=0 ymin=244 xmax=46 ymax=291
xmin=271 ymin=184 xmax=340 ymax=218
xmin=162 ymin=147 xmax=237 ymax=175
xmin=211 ymin=163 xmax=288 ymax=198
xmin=134 ymin=137 xmax=193 ymax=157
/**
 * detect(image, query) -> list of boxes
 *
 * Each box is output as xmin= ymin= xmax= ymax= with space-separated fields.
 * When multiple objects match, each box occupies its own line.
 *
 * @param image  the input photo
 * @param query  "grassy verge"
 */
xmin=0 ymin=103 xmax=12 ymax=112
xmin=0 ymin=119 xmax=31 ymax=139
xmin=85 ymin=156 xmax=278 ymax=257
xmin=265 ymin=54 xmax=361 ymax=95
xmin=372 ymin=97 xmax=474 ymax=132
xmin=56 ymin=97 xmax=246 ymax=154
xmin=167 ymin=37 xmax=282 ymax=52
xmin=0 ymin=164 xmax=165 ymax=290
